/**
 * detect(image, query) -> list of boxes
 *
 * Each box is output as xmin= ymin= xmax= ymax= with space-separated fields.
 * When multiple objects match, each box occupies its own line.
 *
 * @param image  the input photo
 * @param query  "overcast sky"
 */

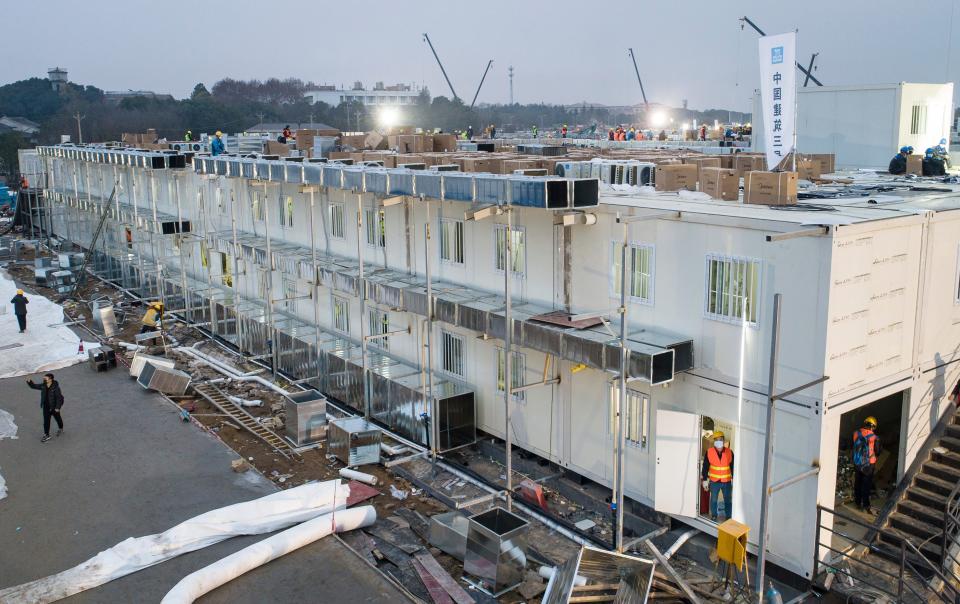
xmin=5 ymin=0 xmax=959 ymax=111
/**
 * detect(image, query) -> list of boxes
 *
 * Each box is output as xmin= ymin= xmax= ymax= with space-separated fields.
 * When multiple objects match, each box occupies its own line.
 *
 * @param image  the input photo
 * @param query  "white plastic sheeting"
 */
xmin=0 ymin=471 xmax=6 ymax=502
xmin=0 ymin=271 xmax=95 ymax=379
xmin=0 ymin=480 xmax=350 ymax=604
xmin=161 ymin=506 xmax=377 ymax=604
xmin=0 ymin=409 xmax=17 ymax=440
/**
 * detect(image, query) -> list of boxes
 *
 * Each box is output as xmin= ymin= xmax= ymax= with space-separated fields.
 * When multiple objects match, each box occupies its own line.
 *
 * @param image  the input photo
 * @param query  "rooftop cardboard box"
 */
xmin=655 ymin=164 xmax=699 ymax=192
xmin=735 ymin=154 xmax=767 ymax=179
xmin=295 ymin=129 xmax=315 ymax=151
xmin=339 ymin=134 xmax=367 ymax=150
xmin=907 ymin=154 xmax=923 ymax=176
xmin=364 ymin=131 xmax=386 ymax=151
xmin=433 ymin=134 xmax=458 ymax=153
xmin=743 ymin=171 xmax=797 ymax=205
xmin=802 ymin=153 xmax=835 ymax=174
xmin=683 ymin=156 xmax=722 ymax=180
xmin=797 ymin=159 xmax=822 ymax=181
xmin=264 ymin=141 xmax=291 ymax=157
xmin=503 ymin=159 xmax=542 ymax=172
xmin=700 ymin=167 xmax=740 ymax=201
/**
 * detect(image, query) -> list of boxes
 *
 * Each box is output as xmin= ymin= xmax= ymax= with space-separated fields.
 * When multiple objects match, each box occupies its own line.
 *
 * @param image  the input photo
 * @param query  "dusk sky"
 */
xmin=5 ymin=0 xmax=959 ymax=111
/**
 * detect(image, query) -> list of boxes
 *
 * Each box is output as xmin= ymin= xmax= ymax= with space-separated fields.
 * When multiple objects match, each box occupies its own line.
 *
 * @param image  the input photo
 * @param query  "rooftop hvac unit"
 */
xmin=149 ymin=154 xmax=168 ymax=170
xmin=508 ymin=177 xmax=568 ymax=209
xmin=442 ymin=173 xmax=474 ymax=201
xmin=475 ymin=142 xmax=496 ymax=152
xmin=388 ymin=170 xmax=415 ymax=196
xmin=327 ymin=417 xmax=381 ymax=466
xmin=638 ymin=162 xmax=656 ymax=186
xmin=283 ymin=156 xmax=304 ymax=162
xmin=431 ymin=164 xmax=460 ymax=172
xmin=513 ymin=168 xmax=548 ymax=176
xmin=342 ymin=167 xmax=364 ymax=191
xmin=303 ymin=163 xmax=322 ymax=184
xmin=464 ymin=507 xmax=530 ymax=595
xmin=171 ymin=142 xmax=204 ymax=153
xmin=476 ymin=175 xmax=509 ymax=204
xmin=284 ymin=390 xmax=328 ymax=446
xmin=254 ymin=159 xmax=272 ymax=180
xmin=415 ymin=172 xmax=442 ymax=199
xmin=284 ymin=163 xmax=304 ymax=184
xmin=398 ymin=162 xmax=426 ymax=170
xmin=360 ymin=160 xmax=384 ymax=167
xmin=268 ymin=161 xmax=285 ymax=181
xmin=213 ymin=158 xmax=229 ymax=175
xmin=129 ymin=353 xmax=176 ymax=378
xmin=307 ymin=157 xmax=328 ymax=163
xmin=137 ymin=362 xmax=191 ymax=396
xmin=458 ymin=142 xmax=479 ymax=152
xmin=571 ymin=178 xmax=600 ymax=208
xmin=323 ymin=165 xmax=344 ymax=188
xmin=364 ymin=169 xmax=388 ymax=194
xmin=239 ymin=159 xmax=255 ymax=178
xmin=90 ymin=299 xmax=118 ymax=337
xmin=331 ymin=158 xmax=354 ymax=165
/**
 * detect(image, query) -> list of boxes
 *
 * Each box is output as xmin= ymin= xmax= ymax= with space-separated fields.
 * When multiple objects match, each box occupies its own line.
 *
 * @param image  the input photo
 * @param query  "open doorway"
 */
xmin=698 ymin=415 xmax=736 ymax=524
xmin=836 ymin=391 xmax=906 ymax=519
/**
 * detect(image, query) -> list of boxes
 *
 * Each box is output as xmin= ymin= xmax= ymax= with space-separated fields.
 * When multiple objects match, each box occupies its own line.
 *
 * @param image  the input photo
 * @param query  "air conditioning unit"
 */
xmin=137 ymin=362 xmax=191 ymax=396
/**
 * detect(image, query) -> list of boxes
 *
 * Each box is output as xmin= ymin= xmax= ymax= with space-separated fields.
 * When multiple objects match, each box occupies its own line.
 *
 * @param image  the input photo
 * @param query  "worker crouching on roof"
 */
xmin=701 ymin=431 xmax=734 ymax=522
xmin=888 ymin=146 xmax=909 ymax=175
xmin=923 ymin=147 xmax=947 ymax=176
xmin=852 ymin=416 xmax=881 ymax=514
xmin=141 ymin=301 xmax=164 ymax=334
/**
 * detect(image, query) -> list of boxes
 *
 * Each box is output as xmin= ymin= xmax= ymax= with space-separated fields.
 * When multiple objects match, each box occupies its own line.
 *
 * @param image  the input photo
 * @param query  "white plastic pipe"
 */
xmin=380 ymin=442 xmax=409 ymax=456
xmin=227 ymin=395 xmax=263 ymax=408
xmin=339 ymin=467 xmax=378 ymax=486
xmin=0 ymin=480 xmax=350 ymax=604
xmin=664 ymin=528 xmax=699 ymax=560
xmin=116 ymin=341 xmax=145 ymax=351
xmin=538 ymin=565 xmax=587 ymax=586
xmin=175 ymin=347 xmax=289 ymax=396
xmin=161 ymin=506 xmax=376 ymax=604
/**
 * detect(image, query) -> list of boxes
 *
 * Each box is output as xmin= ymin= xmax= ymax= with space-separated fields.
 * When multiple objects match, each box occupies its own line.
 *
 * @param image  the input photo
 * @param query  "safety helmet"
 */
xmin=941 ymin=138 xmax=948 ymax=145
xmin=16 ymin=289 xmax=23 ymax=295
xmin=926 ymin=148 xmax=935 ymax=156
xmin=215 ymin=131 xmax=223 ymax=137
xmin=907 ymin=146 xmax=914 ymax=153
xmin=864 ymin=416 xmax=877 ymax=428
xmin=712 ymin=431 xmax=725 ymax=440
xmin=900 ymin=146 xmax=910 ymax=153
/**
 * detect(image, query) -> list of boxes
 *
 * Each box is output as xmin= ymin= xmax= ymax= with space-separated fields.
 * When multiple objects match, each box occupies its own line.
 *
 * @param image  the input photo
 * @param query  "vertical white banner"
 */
xmin=758 ymin=32 xmax=797 ymax=171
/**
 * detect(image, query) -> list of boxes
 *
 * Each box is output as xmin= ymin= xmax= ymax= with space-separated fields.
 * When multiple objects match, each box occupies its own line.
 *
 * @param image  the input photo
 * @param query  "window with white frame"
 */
xmin=329 ymin=202 xmax=345 ymax=239
xmin=278 ymin=195 xmax=294 ymax=228
xmin=609 ymin=387 xmax=650 ymax=448
xmin=496 ymin=348 xmax=525 ymax=401
xmin=332 ymin=295 xmax=350 ymax=334
xmin=365 ymin=208 xmax=386 ymax=248
xmin=252 ymin=191 xmax=265 ymax=222
xmin=494 ymin=224 xmax=525 ymax=275
xmin=704 ymin=254 xmax=761 ymax=324
xmin=368 ymin=308 xmax=390 ymax=351
xmin=440 ymin=219 xmax=465 ymax=265
xmin=441 ymin=331 xmax=465 ymax=377
xmin=611 ymin=241 xmax=654 ymax=303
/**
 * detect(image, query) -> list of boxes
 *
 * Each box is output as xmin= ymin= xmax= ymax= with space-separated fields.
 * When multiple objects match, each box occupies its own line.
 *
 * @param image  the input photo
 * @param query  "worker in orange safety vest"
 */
xmin=852 ymin=416 xmax=880 ymax=514
xmin=701 ymin=430 xmax=734 ymax=521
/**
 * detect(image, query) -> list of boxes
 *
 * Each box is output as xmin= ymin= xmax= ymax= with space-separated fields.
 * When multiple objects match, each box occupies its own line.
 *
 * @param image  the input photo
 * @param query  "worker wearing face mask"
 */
xmin=701 ymin=431 xmax=734 ymax=522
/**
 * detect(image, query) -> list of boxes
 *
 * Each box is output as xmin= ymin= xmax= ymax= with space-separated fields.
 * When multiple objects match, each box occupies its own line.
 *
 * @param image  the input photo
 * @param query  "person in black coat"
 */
xmin=888 ymin=147 xmax=908 ymax=175
xmin=923 ymin=148 xmax=947 ymax=176
xmin=10 ymin=288 xmax=28 ymax=333
xmin=27 ymin=373 xmax=64 ymax=442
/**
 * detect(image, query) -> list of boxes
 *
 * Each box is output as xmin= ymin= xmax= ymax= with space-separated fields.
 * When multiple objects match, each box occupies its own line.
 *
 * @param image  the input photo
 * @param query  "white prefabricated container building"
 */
xmin=753 ymin=82 xmax=954 ymax=169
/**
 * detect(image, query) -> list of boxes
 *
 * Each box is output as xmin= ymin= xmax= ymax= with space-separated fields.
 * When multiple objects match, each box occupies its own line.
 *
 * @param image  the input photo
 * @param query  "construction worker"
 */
xmin=561 ymin=124 xmax=568 ymax=138
xmin=489 ymin=124 xmax=496 ymax=139
xmin=10 ymin=288 xmax=28 ymax=333
xmin=923 ymin=147 xmax=947 ymax=176
xmin=934 ymin=138 xmax=951 ymax=169
xmin=140 ymin=301 xmax=164 ymax=334
xmin=467 ymin=125 xmax=474 ymax=139
xmin=184 ymin=130 xmax=193 ymax=142
xmin=280 ymin=125 xmax=292 ymax=143
xmin=532 ymin=124 xmax=538 ymax=138
xmin=210 ymin=131 xmax=225 ymax=156
xmin=19 ymin=174 xmax=28 ymax=189
xmin=888 ymin=146 xmax=909 ymax=175
xmin=701 ymin=431 xmax=734 ymax=522
xmin=699 ymin=124 xmax=707 ymax=141
xmin=852 ymin=417 xmax=880 ymax=514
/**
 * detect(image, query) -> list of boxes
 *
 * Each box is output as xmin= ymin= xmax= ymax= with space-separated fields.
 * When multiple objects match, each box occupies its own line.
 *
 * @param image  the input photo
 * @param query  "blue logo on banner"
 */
xmin=771 ymin=46 xmax=784 ymax=64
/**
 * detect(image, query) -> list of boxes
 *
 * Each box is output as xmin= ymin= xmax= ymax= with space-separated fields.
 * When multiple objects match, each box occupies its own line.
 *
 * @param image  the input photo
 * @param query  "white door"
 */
xmin=654 ymin=409 xmax=700 ymax=517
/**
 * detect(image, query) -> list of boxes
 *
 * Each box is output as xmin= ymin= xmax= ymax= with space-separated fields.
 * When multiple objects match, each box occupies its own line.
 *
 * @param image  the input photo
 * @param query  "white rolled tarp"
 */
xmin=161 ymin=505 xmax=377 ymax=604
xmin=0 ymin=480 xmax=350 ymax=604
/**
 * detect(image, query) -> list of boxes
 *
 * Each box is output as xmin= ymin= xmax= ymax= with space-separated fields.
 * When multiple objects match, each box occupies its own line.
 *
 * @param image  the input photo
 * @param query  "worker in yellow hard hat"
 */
xmin=852 ymin=416 xmax=880 ymax=514
xmin=211 ymin=131 xmax=225 ymax=156
xmin=11 ymin=288 xmax=29 ymax=333
xmin=140 ymin=301 xmax=164 ymax=334
xmin=701 ymin=430 xmax=734 ymax=522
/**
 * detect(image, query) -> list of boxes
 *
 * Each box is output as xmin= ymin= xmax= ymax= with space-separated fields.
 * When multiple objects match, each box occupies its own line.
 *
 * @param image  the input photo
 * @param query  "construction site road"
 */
xmin=0 ymin=359 xmax=409 ymax=603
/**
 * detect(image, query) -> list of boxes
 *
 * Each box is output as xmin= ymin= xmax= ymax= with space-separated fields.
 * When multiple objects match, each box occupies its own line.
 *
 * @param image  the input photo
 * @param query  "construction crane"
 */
xmin=627 ymin=48 xmax=650 ymax=110
xmin=422 ymin=33 xmax=460 ymax=101
xmin=739 ymin=16 xmax=823 ymax=86
xmin=470 ymin=60 xmax=493 ymax=109
xmin=803 ymin=52 xmax=820 ymax=87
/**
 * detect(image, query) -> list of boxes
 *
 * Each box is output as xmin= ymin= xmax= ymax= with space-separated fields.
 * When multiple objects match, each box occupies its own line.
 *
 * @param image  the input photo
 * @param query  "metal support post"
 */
xmin=756 ymin=293 xmax=783 ymax=602
xmin=614 ymin=217 xmax=630 ymax=552
xmin=264 ymin=182 xmax=277 ymax=380
xmin=309 ymin=189 xmax=321 ymax=384
xmin=504 ymin=205 xmax=514 ymax=511
xmin=356 ymin=192 xmax=370 ymax=419
xmin=424 ymin=197 xmax=437 ymax=467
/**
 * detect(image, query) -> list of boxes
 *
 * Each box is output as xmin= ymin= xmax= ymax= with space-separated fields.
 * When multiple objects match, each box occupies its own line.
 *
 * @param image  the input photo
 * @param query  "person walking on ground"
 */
xmin=852 ymin=416 xmax=880 ymax=514
xmin=27 ymin=373 xmax=64 ymax=443
xmin=701 ymin=431 xmax=734 ymax=522
xmin=10 ymin=288 xmax=28 ymax=333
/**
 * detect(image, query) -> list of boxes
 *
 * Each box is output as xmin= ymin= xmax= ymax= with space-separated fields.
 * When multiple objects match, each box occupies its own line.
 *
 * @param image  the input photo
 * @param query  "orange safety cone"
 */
xmin=78 ymin=341 xmax=84 ymax=355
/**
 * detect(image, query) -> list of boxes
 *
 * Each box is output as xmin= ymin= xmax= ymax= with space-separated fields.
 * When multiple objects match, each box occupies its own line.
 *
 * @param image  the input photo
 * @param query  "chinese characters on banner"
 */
xmin=758 ymin=32 xmax=797 ymax=171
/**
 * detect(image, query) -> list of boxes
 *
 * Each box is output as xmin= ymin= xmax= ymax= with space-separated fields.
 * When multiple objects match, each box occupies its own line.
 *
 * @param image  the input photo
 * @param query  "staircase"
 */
xmin=877 ymin=407 xmax=960 ymax=571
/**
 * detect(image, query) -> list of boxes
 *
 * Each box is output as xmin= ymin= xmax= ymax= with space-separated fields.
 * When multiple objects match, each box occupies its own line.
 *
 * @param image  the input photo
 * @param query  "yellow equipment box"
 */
xmin=717 ymin=519 xmax=750 ymax=570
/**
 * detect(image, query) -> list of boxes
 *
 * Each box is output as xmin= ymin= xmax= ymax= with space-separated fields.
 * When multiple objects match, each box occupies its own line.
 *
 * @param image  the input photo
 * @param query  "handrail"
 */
xmin=943 ymin=479 xmax=960 ymax=578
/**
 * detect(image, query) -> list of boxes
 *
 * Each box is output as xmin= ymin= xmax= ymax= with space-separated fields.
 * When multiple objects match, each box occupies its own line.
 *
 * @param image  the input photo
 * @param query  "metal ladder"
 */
xmin=192 ymin=383 xmax=297 ymax=458
xmin=68 ymin=183 xmax=118 ymax=299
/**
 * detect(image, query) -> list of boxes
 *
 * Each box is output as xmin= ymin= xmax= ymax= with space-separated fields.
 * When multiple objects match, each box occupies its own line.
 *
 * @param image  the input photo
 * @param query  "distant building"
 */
xmin=104 ymin=90 xmax=174 ymax=104
xmin=304 ymin=82 xmax=421 ymax=107
xmin=48 ymin=67 xmax=68 ymax=92
xmin=0 ymin=116 xmax=40 ymax=138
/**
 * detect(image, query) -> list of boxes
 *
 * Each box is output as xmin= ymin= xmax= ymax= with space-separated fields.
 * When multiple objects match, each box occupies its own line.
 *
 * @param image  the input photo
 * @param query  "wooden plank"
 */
xmin=414 ymin=551 xmax=474 ymax=604
xmin=645 ymin=539 xmax=702 ymax=604
xmin=568 ymin=596 xmax=616 ymax=603
xmin=411 ymin=558 xmax=454 ymax=604
xmin=572 ymin=583 xmax=619 ymax=592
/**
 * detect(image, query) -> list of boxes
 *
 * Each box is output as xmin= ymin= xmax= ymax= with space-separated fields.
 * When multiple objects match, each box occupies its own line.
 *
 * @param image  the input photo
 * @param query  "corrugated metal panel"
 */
xmin=415 ymin=172 xmax=442 ymax=199
xmin=442 ymin=174 xmax=474 ymax=201
xmin=388 ymin=170 xmax=415 ymax=196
